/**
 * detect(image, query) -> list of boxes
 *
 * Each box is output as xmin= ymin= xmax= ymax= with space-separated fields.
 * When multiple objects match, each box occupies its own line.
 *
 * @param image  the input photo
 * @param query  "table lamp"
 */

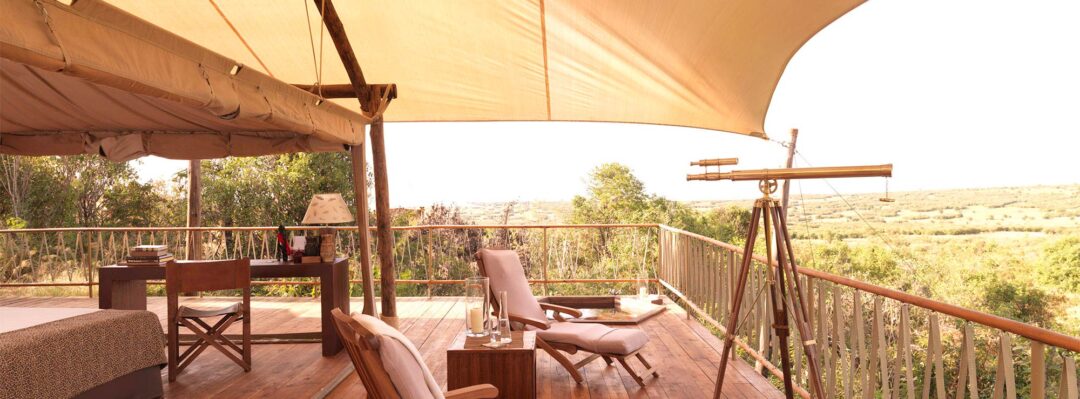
xmin=301 ymin=193 xmax=355 ymax=262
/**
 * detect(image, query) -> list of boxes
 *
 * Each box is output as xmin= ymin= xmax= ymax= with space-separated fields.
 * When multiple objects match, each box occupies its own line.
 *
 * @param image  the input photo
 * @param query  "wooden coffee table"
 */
xmin=447 ymin=331 xmax=536 ymax=398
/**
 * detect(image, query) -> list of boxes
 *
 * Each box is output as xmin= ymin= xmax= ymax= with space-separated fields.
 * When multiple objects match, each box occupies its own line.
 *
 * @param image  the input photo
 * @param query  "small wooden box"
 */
xmin=447 ymin=331 xmax=535 ymax=398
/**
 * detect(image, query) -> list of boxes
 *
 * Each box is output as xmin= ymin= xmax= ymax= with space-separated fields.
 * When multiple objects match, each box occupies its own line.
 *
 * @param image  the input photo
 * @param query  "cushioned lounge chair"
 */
xmin=330 ymin=309 xmax=498 ymax=399
xmin=475 ymin=249 xmax=659 ymax=386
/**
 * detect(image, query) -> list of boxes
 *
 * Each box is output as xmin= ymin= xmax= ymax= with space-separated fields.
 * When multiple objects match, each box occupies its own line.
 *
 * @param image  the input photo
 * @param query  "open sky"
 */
xmin=138 ymin=0 xmax=1080 ymax=207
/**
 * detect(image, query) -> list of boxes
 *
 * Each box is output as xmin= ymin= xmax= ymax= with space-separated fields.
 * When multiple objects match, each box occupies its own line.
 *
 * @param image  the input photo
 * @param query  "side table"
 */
xmin=447 ymin=331 xmax=536 ymax=398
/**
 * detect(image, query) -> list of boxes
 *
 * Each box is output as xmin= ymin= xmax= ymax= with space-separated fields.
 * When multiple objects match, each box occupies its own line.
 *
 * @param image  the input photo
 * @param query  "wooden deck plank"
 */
xmin=636 ymin=312 xmax=722 ymax=398
xmin=676 ymin=304 xmax=786 ymax=399
xmin=0 ymin=296 xmax=782 ymax=398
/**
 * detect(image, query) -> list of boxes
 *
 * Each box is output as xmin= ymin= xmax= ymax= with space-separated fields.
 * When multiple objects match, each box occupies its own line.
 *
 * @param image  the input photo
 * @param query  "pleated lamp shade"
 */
xmin=301 ymin=193 xmax=355 ymax=225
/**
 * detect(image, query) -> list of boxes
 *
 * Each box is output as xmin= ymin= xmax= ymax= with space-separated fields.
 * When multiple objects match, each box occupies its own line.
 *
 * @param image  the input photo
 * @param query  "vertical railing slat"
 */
xmin=1060 ymin=354 xmax=1078 ymax=399
xmin=873 ymin=296 xmax=890 ymax=398
xmin=854 ymin=290 xmax=869 ymax=399
xmin=991 ymin=332 xmax=1016 ymax=399
xmin=1031 ymin=341 xmax=1045 ymax=399
xmin=956 ymin=323 xmax=978 ymax=399
xmin=899 ymin=304 xmax=915 ymax=399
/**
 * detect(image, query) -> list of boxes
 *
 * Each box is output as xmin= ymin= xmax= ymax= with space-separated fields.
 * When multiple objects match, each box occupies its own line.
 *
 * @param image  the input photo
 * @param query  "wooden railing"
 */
xmin=0 ymin=224 xmax=659 ymax=297
xmin=2 ymin=223 xmax=1076 ymax=398
xmin=658 ymin=225 xmax=1079 ymax=399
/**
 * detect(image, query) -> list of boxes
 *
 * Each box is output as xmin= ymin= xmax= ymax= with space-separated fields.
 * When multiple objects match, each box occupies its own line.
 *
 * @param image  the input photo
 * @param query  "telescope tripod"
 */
xmin=713 ymin=179 xmax=825 ymax=399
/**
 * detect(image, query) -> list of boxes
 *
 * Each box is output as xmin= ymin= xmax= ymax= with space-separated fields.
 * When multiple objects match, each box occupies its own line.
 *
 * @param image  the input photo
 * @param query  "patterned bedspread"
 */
xmin=0 ymin=309 xmax=166 ymax=399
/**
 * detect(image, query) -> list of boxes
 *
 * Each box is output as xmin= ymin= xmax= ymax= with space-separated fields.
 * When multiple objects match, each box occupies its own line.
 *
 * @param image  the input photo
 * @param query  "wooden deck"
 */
xmin=0 ymin=296 xmax=782 ymax=398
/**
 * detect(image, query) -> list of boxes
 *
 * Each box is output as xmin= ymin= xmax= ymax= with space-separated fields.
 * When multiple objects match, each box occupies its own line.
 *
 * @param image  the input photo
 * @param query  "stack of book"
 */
xmin=123 ymin=245 xmax=174 ymax=266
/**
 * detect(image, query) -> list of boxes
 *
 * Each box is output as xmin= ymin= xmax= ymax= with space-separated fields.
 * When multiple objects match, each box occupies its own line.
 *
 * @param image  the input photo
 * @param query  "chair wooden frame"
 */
xmin=475 ymin=250 xmax=659 ymax=387
xmin=330 ymin=308 xmax=498 ymax=399
xmin=165 ymin=259 xmax=252 ymax=382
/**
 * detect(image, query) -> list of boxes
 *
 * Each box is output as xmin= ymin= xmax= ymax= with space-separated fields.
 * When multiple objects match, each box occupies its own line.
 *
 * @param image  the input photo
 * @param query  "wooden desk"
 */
xmin=98 ymin=258 xmax=350 ymax=356
xmin=447 ymin=331 xmax=536 ymax=398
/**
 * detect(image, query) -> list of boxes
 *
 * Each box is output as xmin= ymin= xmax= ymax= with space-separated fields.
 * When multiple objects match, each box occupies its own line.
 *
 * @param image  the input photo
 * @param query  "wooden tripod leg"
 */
xmin=762 ymin=199 xmax=797 ymax=399
xmin=713 ymin=204 xmax=763 ymax=399
xmin=772 ymin=204 xmax=827 ymax=398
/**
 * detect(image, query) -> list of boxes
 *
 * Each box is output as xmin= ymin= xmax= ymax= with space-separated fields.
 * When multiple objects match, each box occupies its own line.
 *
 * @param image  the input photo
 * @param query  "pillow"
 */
xmin=350 ymin=313 xmax=444 ymax=399
xmin=377 ymin=335 xmax=441 ymax=399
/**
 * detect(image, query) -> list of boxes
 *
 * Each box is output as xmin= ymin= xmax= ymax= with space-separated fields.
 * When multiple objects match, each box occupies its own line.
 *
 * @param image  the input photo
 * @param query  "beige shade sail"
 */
xmin=0 ymin=0 xmax=370 ymax=161
xmin=98 ymin=0 xmax=865 ymax=139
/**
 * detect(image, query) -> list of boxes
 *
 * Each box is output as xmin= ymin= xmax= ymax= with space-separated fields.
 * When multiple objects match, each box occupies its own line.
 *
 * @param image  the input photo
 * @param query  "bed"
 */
xmin=0 ymin=307 xmax=166 ymax=399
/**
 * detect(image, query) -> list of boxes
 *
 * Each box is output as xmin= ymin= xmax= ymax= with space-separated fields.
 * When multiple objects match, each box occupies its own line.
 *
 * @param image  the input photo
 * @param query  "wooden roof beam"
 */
xmin=294 ymin=83 xmax=398 ymax=102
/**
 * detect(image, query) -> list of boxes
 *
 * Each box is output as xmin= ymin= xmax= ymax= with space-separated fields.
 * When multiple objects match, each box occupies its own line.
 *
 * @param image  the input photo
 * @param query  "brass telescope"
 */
xmin=690 ymin=158 xmax=739 ymax=167
xmin=687 ymin=164 xmax=892 ymax=181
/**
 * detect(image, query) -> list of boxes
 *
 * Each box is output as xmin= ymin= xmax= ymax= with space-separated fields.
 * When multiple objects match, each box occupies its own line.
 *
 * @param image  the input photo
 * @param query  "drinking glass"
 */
xmin=464 ymin=277 xmax=490 ymax=337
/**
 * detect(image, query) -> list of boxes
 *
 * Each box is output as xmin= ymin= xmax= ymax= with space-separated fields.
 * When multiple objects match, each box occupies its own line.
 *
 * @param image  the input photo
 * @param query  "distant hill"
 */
xmin=453 ymin=201 xmax=572 ymax=225
xmin=453 ymin=184 xmax=1080 ymax=236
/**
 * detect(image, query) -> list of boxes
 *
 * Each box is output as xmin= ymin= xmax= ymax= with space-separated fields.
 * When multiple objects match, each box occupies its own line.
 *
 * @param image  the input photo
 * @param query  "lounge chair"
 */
xmin=475 ymin=248 xmax=659 ymax=386
xmin=330 ymin=308 xmax=498 ymax=399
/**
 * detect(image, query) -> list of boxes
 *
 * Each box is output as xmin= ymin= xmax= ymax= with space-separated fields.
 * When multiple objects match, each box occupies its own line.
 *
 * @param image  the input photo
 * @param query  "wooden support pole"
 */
xmin=780 ymin=128 xmax=798 ymax=218
xmin=350 ymin=143 xmax=376 ymax=316
xmin=186 ymin=160 xmax=202 ymax=260
xmin=311 ymin=0 xmax=370 ymax=111
xmin=313 ymin=0 xmax=397 ymax=321
xmin=369 ymin=117 xmax=397 ymax=322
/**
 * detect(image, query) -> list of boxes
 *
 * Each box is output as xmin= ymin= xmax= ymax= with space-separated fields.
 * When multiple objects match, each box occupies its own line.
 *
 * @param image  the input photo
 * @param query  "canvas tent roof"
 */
xmin=81 ymin=0 xmax=861 ymax=139
xmin=0 ymin=0 xmax=370 ymax=161
xmin=1 ymin=0 xmax=864 ymax=161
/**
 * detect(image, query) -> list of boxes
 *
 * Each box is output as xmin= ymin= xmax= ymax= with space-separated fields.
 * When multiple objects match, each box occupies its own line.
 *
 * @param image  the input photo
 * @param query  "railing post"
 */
xmin=655 ymin=227 xmax=663 ymax=296
xmin=85 ymin=231 xmax=93 ymax=298
xmin=425 ymin=228 xmax=433 ymax=298
xmin=542 ymin=227 xmax=549 ymax=296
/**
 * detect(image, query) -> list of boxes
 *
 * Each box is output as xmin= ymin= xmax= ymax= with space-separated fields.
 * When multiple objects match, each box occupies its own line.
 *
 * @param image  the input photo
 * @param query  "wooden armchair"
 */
xmin=331 ymin=309 xmax=498 ymax=399
xmin=165 ymin=258 xmax=251 ymax=382
xmin=475 ymin=248 xmax=659 ymax=386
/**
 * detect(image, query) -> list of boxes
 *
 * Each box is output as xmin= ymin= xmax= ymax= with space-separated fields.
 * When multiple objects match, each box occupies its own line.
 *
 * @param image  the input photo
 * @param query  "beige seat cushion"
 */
xmin=178 ymin=302 xmax=241 ymax=318
xmin=537 ymin=321 xmax=649 ymax=355
xmin=350 ymin=313 xmax=444 ymax=399
xmin=477 ymin=249 xmax=548 ymax=326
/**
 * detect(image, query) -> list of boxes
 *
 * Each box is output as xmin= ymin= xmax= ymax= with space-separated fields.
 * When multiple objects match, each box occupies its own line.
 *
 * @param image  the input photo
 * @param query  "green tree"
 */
xmin=571 ymin=162 xmax=751 ymax=239
xmin=1037 ymin=236 xmax=1080 ymax=293
xmin=193 ymin=152 xmax=366 ymax=228
xmin=688 ymin=206 xmax=751 ymax=244
xmin=101 ymin=180 xmax=182 ymax=227
xmin=967 ymin=271 xmax=1059 ymax=329
xmin=571 ymin=163 xmax=651 ymax=225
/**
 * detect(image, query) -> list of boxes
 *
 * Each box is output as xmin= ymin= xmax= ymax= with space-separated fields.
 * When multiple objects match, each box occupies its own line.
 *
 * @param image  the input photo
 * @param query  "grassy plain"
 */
xmin=459 ymin=184 xmax=1080 ymax=335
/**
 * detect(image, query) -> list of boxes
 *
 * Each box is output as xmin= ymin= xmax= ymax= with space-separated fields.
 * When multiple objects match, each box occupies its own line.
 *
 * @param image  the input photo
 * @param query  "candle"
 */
xmin=468 ymin=307 xmax=484 ymax=333
xmin=638 ymin=286 xmax=648 ymax=299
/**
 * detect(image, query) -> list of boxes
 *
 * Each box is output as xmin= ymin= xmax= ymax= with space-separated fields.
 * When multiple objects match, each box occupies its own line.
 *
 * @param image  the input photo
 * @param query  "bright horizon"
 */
xmin=137 ymin=0 xmax=1080 ymax=208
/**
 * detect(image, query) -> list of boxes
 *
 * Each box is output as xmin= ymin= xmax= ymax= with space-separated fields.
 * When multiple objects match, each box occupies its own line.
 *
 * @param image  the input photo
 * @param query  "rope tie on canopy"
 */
xmin=303 ymin=0 xmax=328 ymax=98
xmin=32 ymin=0 xmax=70 ymax=71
